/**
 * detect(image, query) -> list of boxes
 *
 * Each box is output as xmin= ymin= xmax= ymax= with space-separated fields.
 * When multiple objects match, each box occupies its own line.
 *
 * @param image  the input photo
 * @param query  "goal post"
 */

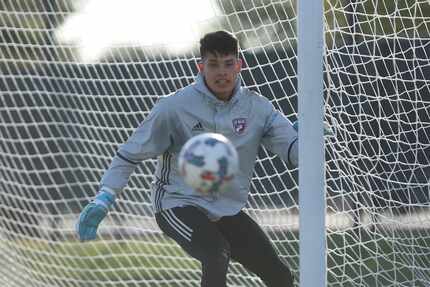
xmin=298 ymin=0 xmax=326 ymax=287
xmin=1 ymin=1 xmax=430 ymax=287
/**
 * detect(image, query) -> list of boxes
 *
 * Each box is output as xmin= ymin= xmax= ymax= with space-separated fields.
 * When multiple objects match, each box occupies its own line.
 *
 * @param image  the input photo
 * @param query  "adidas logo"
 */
xmin=191 ymin=122 xmax=204 ymax=131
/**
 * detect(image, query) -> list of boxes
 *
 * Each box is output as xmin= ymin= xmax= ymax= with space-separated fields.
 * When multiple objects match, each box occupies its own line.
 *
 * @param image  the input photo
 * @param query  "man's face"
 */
xmin=198 ymin=52 xmax=242 ymax=101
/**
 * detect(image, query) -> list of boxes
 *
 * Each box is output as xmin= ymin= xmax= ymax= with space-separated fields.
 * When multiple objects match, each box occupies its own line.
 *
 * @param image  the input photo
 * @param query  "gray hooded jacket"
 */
xmin=100 ymin=73 xmax=298 ymax=220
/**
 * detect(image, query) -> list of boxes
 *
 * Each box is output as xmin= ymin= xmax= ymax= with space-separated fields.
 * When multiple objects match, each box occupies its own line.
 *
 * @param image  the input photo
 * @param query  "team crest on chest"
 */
xmin=232 ymin=118 xmax=247 ymax=134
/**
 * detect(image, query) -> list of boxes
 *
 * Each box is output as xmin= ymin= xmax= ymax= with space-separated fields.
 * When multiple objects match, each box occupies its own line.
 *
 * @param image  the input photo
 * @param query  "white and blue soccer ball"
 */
xmin=178 ymin=133 xmax=239 ymax=194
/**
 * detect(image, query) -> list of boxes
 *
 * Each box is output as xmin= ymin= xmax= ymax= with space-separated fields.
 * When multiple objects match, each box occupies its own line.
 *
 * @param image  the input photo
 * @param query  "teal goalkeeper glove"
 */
xmin=292 ymin=120 xmax=299 ymax=132
xmin=76 ymin=191 xmax=116 ymax=241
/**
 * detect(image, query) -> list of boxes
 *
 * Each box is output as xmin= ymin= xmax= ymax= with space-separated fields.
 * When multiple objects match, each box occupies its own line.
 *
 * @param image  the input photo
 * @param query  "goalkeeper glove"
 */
xmin=76 ymin=190 xmax=116 ymax=241
xmin=292 ymin=120 xmax=299 ymax=132
xmin=292 ymin=120 xmax=334 ymax=136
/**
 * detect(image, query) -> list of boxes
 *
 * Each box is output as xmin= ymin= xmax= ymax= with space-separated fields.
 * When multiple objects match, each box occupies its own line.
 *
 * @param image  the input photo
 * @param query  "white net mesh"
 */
xmin=1 ymin=0 xmax=429 ymax=286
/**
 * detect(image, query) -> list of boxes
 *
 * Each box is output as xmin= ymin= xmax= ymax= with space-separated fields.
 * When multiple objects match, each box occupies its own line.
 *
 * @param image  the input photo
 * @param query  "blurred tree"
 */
xmin=216 ymin=0 xmax=296 ymax=51
xmin=0 ymin=0 xmax=77 ymax=238
xmin=215 ymin=0 xmax=430 ymax=50
xmin=0 ymin=0 xmax=75 ymax=73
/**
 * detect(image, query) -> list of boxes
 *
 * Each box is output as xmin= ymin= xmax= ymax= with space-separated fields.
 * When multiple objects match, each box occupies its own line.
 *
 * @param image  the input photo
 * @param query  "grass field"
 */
xmin=325 ymin=230 xmax=429 ymax=287
xmin=1 ymin=228 xmax=428 ymax=287
xmin=9 ymin=236 xmax=200 ymax=287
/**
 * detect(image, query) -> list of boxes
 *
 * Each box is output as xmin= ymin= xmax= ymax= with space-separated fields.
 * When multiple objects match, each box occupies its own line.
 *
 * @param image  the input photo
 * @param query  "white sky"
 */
xmin=55 ymin=0 xmax=219 ymax=63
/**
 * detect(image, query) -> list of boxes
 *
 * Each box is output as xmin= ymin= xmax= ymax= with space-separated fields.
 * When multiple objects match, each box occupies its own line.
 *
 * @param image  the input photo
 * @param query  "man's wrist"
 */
xmin=94 ymin=189 xmax=116 ymax=208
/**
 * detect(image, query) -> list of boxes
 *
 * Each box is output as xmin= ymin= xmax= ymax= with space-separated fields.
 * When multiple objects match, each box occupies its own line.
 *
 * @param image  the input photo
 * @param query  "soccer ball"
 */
xmin=178 ymin=133 xmax=239 ymax=194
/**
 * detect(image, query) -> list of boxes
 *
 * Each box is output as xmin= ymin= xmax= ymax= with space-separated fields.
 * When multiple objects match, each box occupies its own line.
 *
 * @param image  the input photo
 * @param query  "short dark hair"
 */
xmin=199 ymin=30 xmax=239 ymax=59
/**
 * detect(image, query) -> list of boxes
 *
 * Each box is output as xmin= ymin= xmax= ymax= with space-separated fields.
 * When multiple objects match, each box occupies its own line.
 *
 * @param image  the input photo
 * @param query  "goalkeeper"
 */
xmin=77 ymin=30 xmax=298 ymax=287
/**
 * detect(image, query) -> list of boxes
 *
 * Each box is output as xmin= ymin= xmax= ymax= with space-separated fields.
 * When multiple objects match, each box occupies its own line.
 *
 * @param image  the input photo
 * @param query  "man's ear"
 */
xmin=197 ymin=62 xmax=204 ymax=72
xmin=235 ymin=58 xmax=243 ymax=72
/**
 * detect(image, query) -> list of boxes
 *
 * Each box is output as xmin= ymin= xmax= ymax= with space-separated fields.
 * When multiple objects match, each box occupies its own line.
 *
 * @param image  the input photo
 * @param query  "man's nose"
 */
xmin=218 ymin=66 xmax=228 ymax=76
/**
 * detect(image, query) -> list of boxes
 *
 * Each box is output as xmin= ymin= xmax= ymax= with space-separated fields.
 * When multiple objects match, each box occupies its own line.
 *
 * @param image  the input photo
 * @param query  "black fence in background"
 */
xmin=1 ymin=39 xmax=429 ymax=237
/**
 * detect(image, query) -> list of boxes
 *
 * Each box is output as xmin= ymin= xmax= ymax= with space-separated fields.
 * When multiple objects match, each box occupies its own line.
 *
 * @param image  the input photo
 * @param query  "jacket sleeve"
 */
xmin=99 ymin=98 xmax=175 ymax=193
xmin=261 ymin=104 xmax=298 ymax=167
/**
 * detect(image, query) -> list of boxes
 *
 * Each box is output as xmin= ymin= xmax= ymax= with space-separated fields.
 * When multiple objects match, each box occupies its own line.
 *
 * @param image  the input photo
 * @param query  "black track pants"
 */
xmin=155 ymin=206 xmax=294 ymax=287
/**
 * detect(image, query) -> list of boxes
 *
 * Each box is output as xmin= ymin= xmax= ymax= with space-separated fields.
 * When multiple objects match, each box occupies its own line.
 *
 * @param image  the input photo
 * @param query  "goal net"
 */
xmin=1 ymin=0 xmax=429 ymax=286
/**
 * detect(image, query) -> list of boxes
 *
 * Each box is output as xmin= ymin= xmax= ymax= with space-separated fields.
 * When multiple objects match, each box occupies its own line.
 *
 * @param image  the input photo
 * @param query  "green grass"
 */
xmin=325 ymin=229 xmax=430 ymax=287
xmin=11 ymin=236 xmax=200 ymax=286
xmin=5 ymin=229 xmax=430 ymax=287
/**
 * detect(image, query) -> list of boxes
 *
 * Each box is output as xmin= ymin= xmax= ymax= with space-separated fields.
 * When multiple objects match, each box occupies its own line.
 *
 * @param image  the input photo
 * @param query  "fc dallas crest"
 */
xmin=232 ymin=118 xmax=247 ymax=134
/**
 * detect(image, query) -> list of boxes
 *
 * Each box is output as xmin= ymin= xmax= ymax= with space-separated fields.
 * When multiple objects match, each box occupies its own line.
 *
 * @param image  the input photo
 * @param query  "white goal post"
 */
xmin=298 ymin=0 xmax=326 ymax=286
xmin=1 ymin=0 xmax=430 ymax=287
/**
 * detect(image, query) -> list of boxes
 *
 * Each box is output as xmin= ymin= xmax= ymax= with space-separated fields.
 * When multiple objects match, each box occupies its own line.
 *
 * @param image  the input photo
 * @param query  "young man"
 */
xmin=76 ymin=30 xmax=297 ymax=287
